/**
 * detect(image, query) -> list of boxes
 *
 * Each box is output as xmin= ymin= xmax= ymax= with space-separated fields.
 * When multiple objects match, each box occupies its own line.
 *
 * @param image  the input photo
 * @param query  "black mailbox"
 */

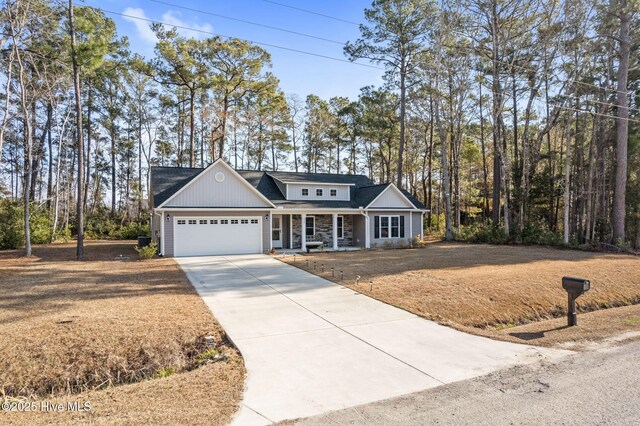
xmin=562 ymin=277 xmax=590 ymax=326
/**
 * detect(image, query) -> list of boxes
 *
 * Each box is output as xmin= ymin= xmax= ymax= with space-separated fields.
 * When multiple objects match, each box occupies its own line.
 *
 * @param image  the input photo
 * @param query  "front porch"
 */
xmin=271 ymin=213 xmax=367 ymax=251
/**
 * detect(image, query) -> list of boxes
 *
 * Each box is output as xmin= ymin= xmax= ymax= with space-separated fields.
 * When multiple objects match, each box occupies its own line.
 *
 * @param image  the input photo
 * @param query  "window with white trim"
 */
xmin=337 ymin=215 xmax=344 ymax=239
xmin=241 ymin=219 xmax=249 ymax=224
xmin=305 ymin=216 xmax=315 ymax=237
xmin=231 ymin=219 xmax=239 ymax=224
xmin=210 ymin=219 xmax=218 ymax=224
xmin=379 ymin=215 xmax=400 ymax=238
xmin=316 ymin=188 xmax=323 ymax=196
xmin=177 ymin=219 xmax=186 ymax=225
xmin=220 ymin=219 xmax=229 ymax=224
xmin=251 ymin=219 xmax=259 ymax=224
xmin=302 ymin=188 xmax=309 ymax=196
xmin=330 ymin=189 xmax=337 ymax=197
xmin=199 ymin=219 xmax=207 ymax=225
xmin=188 ymin=219 xmax=197 ymax=225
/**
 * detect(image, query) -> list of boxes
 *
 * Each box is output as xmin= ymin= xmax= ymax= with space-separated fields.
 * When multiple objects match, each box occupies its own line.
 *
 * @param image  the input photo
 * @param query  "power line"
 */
xmin=549 ymin=102 xmax=640 ymax=124
xmin=148 ymin=0 xmax=346 ymax=45
xmin=98 ymin=8 xmax=383 ymax=70
xmin=457 ymin=43 xmax=633 ymax=98
xmin=263 ymin=0 xmax=361 ymax=26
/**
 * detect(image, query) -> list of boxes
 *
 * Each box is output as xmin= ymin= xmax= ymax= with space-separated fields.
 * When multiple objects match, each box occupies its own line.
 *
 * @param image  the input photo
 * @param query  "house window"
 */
xmin=220 ymin=219 xmax=229 ymax=224
xmin=251 ymin=219 xmax=259 ymax=224
xmin=305 ymin=216 xmax=315 ymax=237
xmin=380 ymin=216 xmax=389 ymax=238
xmin=210 ymin=219 xmax=218 ymax=224
xmin=199 ymin=219 xmax=207 ymax=225
xmin=231 ymin=219 xmax=239 ymax=224
xmin=241 ymin=219 xmax=249 ymax=224
xmin=316 ymin=188 xmax=323 ymax=196
xmin=330 ymin=189 xmax=337 ymax=197
xmin=188 ymin=219 xmax=197 ymax=225
xmin=337 ymin=216 xmax=344 ymax=239
xmin=391 ymin=216 xmax=399 ymax=237
xmin=177 ymin=219 xmax=186 ymax=225
xmin=302 ymin=188 xmax=309 ymax=196
xmin=378 ymin=215 xmax=401 ymax=239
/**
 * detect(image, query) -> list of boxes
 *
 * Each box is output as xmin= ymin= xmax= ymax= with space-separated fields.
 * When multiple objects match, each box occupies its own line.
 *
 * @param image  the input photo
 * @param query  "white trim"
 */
xmin=421 ymin=212 xmax=425 ymax=238
xmin=378 ymin=215 xmax=401 ymax=239
xmin=157 ymin=159 xmax=276 ymax=209
xmin=289 ymin=214 xmax=293 ymax=249
xmin=279 ymin=181 xmax=356 ymax=186
xmin=409 ymin=212 xmax=413 ymax=241
xmin=269 ymin=211 xmax=273 ymax=250
xmin=365 ymin=213 xmax=371 ymax=249
xmin=156 ymin=207 xmax=274 ymax=212
xmin=365 ymin=183 xmax=416 ymax=209
xmin=301 ymin=213 xmax=307 ymax=252
xmin=161 ymin=211 xmax=165 ymax=256
xmin=332 ymin=213 xmax=338 ymax=250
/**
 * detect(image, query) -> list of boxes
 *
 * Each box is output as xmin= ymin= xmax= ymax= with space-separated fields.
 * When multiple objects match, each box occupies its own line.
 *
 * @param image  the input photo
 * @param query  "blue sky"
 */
xmin=86 ymin=0 xmax=385 ymax=100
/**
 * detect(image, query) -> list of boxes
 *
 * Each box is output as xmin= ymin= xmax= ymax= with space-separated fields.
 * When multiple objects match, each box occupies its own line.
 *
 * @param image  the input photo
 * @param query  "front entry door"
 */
xmin=272 ymin=215 xmax=282 ymax=248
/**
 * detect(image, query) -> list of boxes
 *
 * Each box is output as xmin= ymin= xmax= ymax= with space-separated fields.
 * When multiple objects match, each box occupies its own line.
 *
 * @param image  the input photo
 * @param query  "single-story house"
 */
xmin=150 ymin=159 xmax=428 ymax=257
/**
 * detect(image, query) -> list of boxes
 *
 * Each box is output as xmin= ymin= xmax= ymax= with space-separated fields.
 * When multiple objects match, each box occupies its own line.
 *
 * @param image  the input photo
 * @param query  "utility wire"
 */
xmin=97 ymin=8 xmax=383 ymax=70
xmin=263 ymin=0 xmax=361 ymax=26
xmin=454 ymin=43 xmax=634 ymax=98
xmin=85 ymin=6 xmax=638 ymax=119
xmin=549 ymin=103 xmax=640 ymax=124
xmin=148 ymin=0 xmax=346 ymax=45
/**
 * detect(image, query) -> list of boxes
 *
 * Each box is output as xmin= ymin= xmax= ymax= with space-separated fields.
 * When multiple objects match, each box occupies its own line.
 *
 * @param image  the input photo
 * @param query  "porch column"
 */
xmin=289 ymin=214 xmax=294 ymax=249
xmin=409 ymin=212 xmax=413 ymax=241
xmin=365 ymin=213 xmax=371 ymax=249
xmin=332 ymin=213 xmax=338 ymax=250
xmin=301 ymin=213 xmax=306 ymax=252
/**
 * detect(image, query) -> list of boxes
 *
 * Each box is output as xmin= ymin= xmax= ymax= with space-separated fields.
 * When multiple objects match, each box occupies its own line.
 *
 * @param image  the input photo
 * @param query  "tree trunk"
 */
xmin=490 ymin=2 xmax=503 ymax=228
xmin=479 ymin=82 xmax=490 ymax=217
xmin=83 ymin=86 xmax=92 ymax=210
xmin=69 ymin=0 xmax=84 ymax=260
xmin=612 ymin=6 xmax=631 ymax=244
xmin=46 ymin=103 xmax=53 ymax=211
xmin=563 ymin=113 xmax=572 ymax=244
xmin=396 ymin=58 xmax=406 ymax=189
xmin=189 ymin=89 xmax=196 ymax=167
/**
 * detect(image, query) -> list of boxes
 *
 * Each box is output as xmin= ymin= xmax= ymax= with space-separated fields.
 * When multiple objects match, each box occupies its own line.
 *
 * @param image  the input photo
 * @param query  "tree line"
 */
xmin=1 ymin=0 xmax=638 ymax=258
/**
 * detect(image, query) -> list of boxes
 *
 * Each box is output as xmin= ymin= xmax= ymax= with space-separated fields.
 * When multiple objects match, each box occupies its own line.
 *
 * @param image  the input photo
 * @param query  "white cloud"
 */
xmin=160 ymin=11 xmax=213 ymax=39
xmin=123 ymin=7 xmax=157 ymax=44
xmin=122 ymin=7 xmax=213 ymax=46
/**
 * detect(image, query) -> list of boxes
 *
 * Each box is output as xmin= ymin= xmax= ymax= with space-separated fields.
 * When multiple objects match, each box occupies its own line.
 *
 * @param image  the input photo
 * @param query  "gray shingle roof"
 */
xmin=150 ymin=165 xmax=426 ymax=210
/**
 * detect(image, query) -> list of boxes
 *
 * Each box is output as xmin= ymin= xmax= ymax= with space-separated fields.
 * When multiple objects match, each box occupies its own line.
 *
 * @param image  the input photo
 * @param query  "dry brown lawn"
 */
xmin=282 ymin=242 xmax=640 ymax=347
xmin=0 ymin=241 xmax=244 ymax=425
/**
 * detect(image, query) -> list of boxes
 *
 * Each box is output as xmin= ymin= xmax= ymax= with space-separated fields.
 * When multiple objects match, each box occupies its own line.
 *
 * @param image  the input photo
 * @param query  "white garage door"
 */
xmin=174 ymin=217 xmax=262 ymax=256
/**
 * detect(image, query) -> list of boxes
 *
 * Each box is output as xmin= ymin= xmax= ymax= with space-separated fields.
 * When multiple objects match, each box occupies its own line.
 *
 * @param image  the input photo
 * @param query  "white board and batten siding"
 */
xmin=368 ymin=186 xmax=415 ymax=209
xmin=164 ymin=162 xmax=272 ymax=208
xmin=286 ymin=183 xmax=350 ymax=201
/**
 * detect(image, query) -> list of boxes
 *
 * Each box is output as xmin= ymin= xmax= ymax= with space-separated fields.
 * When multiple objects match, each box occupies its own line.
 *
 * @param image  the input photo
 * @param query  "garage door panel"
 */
xmin=174 ymin=217 xmax=262 ymax=256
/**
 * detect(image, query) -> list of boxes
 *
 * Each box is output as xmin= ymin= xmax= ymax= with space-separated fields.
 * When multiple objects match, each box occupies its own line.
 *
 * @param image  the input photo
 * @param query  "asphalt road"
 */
xmin=291 ymin=337 xmax=640 ymax=425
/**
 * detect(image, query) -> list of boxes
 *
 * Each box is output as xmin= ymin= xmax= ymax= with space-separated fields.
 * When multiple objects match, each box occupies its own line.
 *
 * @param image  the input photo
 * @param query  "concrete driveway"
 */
xmin=177 ymin=255 xmax=569 ymax=425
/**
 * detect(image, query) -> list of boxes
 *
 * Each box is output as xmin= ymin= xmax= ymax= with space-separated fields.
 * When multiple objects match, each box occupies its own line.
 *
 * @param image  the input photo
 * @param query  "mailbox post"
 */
xmin=562 ymin=277 xmax=590 ymax=326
